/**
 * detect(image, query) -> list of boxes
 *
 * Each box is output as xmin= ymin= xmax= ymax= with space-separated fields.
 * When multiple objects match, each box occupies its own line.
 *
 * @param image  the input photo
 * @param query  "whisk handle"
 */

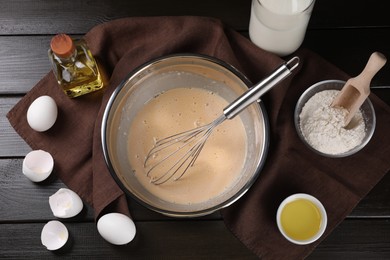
xmin=223 ymin=56 xmax=299 ymax=119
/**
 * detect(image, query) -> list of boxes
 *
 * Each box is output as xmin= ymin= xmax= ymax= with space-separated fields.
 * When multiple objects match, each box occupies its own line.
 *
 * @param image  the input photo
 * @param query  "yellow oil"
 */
xmin=280 ymin=199 xmax=322 ymax=240
xmin=49 ymin=39 xmax=104 ymax=98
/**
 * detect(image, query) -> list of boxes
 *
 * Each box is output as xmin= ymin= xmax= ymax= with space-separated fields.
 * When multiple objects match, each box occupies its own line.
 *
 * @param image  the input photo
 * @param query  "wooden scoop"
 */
xmin=331 ymin=52 xmax=387 ymax=126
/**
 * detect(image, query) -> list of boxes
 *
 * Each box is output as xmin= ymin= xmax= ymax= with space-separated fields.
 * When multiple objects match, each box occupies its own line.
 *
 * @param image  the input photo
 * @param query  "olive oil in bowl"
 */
xmin=277 ymin=194 xmax=327 ymax=245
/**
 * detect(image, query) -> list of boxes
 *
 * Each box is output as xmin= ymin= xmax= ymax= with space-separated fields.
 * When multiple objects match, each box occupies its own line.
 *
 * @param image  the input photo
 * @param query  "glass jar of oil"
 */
xmin=48 ymin=34 xmax=104 ymax=98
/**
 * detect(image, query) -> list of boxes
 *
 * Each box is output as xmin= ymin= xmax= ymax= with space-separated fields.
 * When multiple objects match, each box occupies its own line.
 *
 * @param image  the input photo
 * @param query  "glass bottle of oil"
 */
xmin=48 ymin=34 xmax=104 ymax=98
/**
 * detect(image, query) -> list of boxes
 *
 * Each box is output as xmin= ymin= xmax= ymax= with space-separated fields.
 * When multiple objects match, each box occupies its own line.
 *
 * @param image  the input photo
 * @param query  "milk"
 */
xmin=249 ymin=0 xmax=315 ymax=56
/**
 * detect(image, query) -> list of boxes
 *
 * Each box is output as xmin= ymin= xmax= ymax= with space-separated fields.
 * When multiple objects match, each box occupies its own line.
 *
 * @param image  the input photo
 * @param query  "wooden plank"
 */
xmin=0 ymin=0 xmax=252 ymax=35
xmin=349 ymin=172 xmax=390 ymax=218
xmin=0 ymin=97 xmax=31 ymax=156
xmin=0 ymin=158 xmax=222 ymax=222
xmin=309 ymin=219 xmax=390 ymax=259
xmin=0 ymin=219 xmax=389 ymax=259
xmin=0 ymin=0 xmax=389 ymax=35
xmin=0 ymin=221 xmax=258 ymax=259
xmin=1 ymin=158 xmax=389 ymax=222
xmin=303 ymin=28 xmax=390 ymax=85
xmin=0 ymin=158 xmax=94 ymax=222
xmin=310 ymin=0 xmax=390 ymax=29
xmin=0 ymin=0 xmax=389 ymax=259
xmin=1 ymin=28 xmax=390 ymax=94
xmin=0 ymin=36 xmax=50 ymax=94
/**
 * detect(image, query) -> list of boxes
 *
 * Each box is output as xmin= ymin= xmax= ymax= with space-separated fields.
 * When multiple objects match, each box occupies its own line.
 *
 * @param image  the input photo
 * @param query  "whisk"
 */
xmin=144 ymin=57 xmax=300 ymax=185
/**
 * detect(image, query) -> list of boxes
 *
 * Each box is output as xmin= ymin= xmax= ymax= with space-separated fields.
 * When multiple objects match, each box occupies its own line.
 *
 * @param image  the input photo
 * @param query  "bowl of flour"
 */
xmin=294 ymin=80 xmax=376 ymax=157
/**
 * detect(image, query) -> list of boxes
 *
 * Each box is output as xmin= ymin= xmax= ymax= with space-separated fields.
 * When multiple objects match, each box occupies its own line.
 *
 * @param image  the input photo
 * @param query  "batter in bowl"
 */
xmin=127 ymin=87 xmax=248 ymax=205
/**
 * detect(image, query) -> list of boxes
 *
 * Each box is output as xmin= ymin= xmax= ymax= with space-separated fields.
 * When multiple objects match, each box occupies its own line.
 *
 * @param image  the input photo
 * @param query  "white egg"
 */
xmin=22 ymin=150 xmax=54 ymax=182
xmin=27 ymin=95 xmax=58 ymax=132
xmin=41 ymin=220 xmax=69 ymax=251
xmin=49 ymin=188 xmax=83 ymax=218
xmin=97 ymin=213 xmax=136 ymax=245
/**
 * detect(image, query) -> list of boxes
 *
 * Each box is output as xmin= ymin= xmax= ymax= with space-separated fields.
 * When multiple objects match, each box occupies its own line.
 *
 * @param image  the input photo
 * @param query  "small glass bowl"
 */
xmin=294 ymin=80 xmax=376 ymax=157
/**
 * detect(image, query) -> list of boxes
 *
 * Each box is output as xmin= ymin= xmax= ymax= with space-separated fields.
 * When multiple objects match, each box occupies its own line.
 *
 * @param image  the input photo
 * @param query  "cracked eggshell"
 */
xmin=22 ymin=150 xmax=54 ymax=182
xmin=97 ymin=213 xmax=136 ymax=245
xmin=27 ymin=95 xmax=58 ymax=132
xmin=49 ymin=188 xmax=83 ymax=218
xmin=41 ymin=220 xmax=69 ymax=251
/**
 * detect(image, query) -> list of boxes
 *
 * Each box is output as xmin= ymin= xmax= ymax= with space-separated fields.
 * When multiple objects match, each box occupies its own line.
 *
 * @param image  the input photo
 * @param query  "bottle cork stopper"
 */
xmin=50 ymin=34 xmax=75 ymax=58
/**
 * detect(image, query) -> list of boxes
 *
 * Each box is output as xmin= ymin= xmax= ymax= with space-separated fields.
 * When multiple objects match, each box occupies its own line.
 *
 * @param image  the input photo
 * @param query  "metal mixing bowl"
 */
xmin=294 ymin=80 xmax=376 ymax=157
xmin=101 ymin=54 xmax=270 ymax=217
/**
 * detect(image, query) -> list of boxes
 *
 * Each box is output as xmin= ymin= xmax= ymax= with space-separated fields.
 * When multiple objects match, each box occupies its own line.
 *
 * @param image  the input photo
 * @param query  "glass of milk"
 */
xmin=249 ymin=0 xmax=315 ymax=56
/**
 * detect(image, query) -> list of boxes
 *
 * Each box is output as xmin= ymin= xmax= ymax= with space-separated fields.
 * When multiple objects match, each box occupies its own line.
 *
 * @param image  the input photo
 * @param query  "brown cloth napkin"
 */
xmin=7 ymin=17 xmax=390 ymax=259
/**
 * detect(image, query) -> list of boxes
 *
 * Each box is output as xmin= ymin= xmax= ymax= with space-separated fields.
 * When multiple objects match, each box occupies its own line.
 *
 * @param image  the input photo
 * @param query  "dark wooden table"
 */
xmin=1 ymin=0 xmax=389 ymax=259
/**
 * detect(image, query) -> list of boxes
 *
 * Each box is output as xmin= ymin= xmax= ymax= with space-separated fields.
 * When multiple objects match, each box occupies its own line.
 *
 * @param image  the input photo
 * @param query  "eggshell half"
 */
xmin=97 ymin=213 xmax=136 ymax=245
xmin=49 ymin=188 xmax=83 ymax=218
xmin=41 ymin=220 xmax=69 ymax=251
xmin=27 ymin=95 xmax=58 ymax=132
xmin=22 ymin=150 xmax=54 ymax=182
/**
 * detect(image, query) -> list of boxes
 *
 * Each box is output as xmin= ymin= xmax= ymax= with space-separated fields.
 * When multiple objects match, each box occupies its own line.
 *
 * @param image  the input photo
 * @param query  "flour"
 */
xmin=299 ymin=90 xmax=366 ymax=155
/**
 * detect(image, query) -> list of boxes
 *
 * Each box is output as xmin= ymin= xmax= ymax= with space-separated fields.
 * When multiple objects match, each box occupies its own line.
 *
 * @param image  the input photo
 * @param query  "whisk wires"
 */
xmin=144 ymin=115 xmax=226 ymax=185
